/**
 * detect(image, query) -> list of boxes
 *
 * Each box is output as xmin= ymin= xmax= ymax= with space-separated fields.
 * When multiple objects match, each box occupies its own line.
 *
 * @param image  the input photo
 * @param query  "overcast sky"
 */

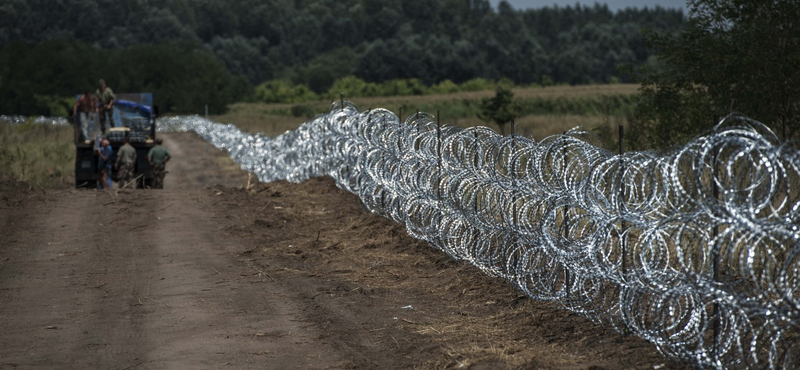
xmin=489 ymin=0 xmax=687 ymax=12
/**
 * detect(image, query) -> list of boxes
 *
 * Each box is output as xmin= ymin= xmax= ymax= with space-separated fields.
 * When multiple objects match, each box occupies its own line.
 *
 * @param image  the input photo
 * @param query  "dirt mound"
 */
xmin=211 ymin=177 xmax=690 ymax=369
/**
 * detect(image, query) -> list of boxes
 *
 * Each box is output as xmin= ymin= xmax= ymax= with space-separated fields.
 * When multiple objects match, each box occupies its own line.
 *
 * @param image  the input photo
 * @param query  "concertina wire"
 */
xmin=156 ymin=101 xmax=798 ymax=369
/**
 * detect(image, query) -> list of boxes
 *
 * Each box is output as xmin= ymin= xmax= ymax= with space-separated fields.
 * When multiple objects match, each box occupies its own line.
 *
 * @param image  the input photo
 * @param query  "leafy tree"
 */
xmin=477 ymin=85 xmax=518 ymax=135
xmin=634 ymin=0 xmax=800 ymax=147
xmin=208 ymin=35 xmax=273 ymax=84
xmin=0 ymin=0 xmax=689 ymax=111
xmin=0 ymin=40 xmax=243 ymax=115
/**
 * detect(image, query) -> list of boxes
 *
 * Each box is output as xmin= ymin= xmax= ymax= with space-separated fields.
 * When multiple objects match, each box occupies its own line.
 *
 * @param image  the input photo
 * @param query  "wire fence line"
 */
xmin=4 ymin=102 xmax=798 ymax=369
xmin=159 ymin=103 xmax=799 ymax=369
xmin=0 ymin=115 xmax=69 ymax=126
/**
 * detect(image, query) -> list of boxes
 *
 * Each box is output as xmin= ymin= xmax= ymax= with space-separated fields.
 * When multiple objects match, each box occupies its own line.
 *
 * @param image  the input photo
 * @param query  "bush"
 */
xmin=33 ymin=95 xmax=73 ymax=117
xmin=255 ymin=80 xmax=318 ymax=103
xmin=430 ymin=79 xmax=460 ymax=94
xmin=325 ymin=76 xmax=380 ymax=99
xmin=459 ymin=78 xmax=495 ymax=92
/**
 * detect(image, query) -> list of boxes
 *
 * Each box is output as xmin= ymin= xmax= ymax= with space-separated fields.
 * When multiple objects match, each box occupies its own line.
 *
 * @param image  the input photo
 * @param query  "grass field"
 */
xmin=0 ymin=120 xmax=75 ymax=188
xmin=211 ymin=84 xmax=639 ymax=145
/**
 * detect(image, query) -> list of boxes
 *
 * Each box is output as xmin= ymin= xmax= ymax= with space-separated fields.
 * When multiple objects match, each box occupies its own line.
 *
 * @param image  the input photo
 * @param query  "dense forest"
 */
xmin=0 ymin=0 xmax=685 ymax=115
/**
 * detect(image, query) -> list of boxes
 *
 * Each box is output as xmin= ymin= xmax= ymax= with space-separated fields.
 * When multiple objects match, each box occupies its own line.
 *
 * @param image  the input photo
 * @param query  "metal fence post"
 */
xmin=619 ymin=124 xmax=626 ymax=280
xmin=437 ymin=110 xmax=442 ymax=201
xmin=563 ymin=130 xmax=571 ymax=300
xmin=711 ymin=114 xmax=720 ymax=362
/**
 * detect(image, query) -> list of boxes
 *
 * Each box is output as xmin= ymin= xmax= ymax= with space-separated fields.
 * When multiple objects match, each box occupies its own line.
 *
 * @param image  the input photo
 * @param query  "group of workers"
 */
xmin=73 ymin=79 xmax=116 ymax=141
xmin=75 ymin=79 xmax=171 ymax=190
xmin=95 ymin=137 xmax=171 ymax=190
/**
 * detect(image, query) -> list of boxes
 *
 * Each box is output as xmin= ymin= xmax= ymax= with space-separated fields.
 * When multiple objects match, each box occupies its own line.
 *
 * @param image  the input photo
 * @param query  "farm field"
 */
xmin=212 ymin=84 xmax=638 ymax=142
xmin=0 ymin=130 xmax=689 ymax=369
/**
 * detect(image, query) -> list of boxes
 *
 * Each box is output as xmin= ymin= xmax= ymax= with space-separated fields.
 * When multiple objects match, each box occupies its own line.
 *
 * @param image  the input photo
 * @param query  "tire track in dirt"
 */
xmin=0 ymin=133 xmax=346 ymax=369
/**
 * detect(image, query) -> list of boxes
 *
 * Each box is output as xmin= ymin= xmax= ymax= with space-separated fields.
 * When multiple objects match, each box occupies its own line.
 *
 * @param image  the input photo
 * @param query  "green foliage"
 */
xmin=0 ymin=1 xmax=686 ymax=92
xmin=325 ymin=76 xmax=380 ymax=99
xmin=255 ymin=80 xmax=319 ymax=104
xmin=259 ymin=76 xmax=533 ymax=104
xmin=477 ymin=86 xmax=518 ymax=135
xmin=32 ymin=95 xmax=73 ymax=117
xmin=380 ymin=79 xmax=427 ymax=97
xmin=429 ymin=80 xmax=460 ymax=95
xmin=633 ymin=0 xmax=800 ymax=147
xmin=459 ymin=78 xmax=496 ymax=92
xmin=0 ymin=40 xmax=244 ymax=115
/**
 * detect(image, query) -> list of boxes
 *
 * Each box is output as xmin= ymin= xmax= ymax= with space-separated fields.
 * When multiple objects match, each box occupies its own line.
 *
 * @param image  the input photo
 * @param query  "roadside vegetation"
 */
xmin=0 ymin=120 xmax=74 ymax=188
xmin=212 ymin=83 xmax=638 ymax=147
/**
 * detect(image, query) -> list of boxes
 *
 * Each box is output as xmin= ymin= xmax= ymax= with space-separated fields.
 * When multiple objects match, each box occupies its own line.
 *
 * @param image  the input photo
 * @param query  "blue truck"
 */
xmin=74 ymin=93 xmax=158 ymax=188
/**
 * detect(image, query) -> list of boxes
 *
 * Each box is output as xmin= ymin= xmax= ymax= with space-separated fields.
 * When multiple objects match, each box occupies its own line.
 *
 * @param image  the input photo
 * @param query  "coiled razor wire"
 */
xmin=4 ymin=103 xmax=798 ymax=369
xmin=0 ymin=115 xmax=70 ymax=126
xmin=158 ymin=104 xmax=800 ymax=369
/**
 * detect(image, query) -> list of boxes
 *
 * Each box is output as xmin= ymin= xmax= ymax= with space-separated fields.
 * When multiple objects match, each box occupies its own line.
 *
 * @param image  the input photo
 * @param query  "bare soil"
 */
xmin=0 ymin=132 xmax=691 ymax=369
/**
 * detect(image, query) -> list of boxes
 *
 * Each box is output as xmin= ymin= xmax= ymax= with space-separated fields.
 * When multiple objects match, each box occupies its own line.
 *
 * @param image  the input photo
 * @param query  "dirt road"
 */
xmin=0 ymin=132 xmax=690 ymax=369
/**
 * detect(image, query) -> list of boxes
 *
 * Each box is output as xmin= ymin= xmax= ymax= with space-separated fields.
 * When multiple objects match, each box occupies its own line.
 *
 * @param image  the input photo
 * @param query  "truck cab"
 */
xmin=74 ymin=93 xmax=158 ymax=188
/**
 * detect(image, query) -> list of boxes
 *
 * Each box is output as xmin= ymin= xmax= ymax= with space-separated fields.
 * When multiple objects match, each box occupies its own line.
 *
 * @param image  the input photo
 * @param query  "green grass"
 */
xmin=0 ymin=120 xmax=75 ymax=188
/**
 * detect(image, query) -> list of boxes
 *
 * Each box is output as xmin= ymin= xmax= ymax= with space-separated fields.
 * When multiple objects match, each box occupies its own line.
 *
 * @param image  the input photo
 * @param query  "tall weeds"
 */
xmin=0 ymin=120 xmax=74 ymax=188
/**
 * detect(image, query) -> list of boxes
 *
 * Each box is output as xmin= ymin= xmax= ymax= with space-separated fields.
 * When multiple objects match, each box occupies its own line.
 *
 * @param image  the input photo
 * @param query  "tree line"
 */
xmin=0 ymin=0 xmax=685 ymax=115
xmin=630 ymin=0 xmax=800 ymax=147
xmin=0 ymin=39 xmax=246 ymax=116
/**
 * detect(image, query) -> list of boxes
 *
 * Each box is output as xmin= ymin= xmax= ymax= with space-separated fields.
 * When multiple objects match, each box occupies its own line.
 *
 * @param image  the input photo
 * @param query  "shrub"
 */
xmin=459 ymin=78 xmax=494 ymax=92
xmin=255 ymin=80 xmax=318 ymax=103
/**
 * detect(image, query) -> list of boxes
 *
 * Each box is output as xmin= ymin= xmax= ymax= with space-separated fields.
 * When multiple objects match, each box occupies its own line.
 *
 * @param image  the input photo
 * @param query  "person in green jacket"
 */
xmin=147 ymin=138 xmax=171 ymax=189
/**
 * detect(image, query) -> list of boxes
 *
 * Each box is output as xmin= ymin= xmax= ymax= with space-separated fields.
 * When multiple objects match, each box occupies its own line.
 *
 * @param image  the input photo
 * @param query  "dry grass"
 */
xmin=209 ymin=109 xmax=309 ymax=137
xmin=452 ymin=114 xmax=621 ymax=142
xmin=0 ymin=121 xmax=75 ymax=188
xmin=213 ymin=84 xmax=638 ymax=140
xmin=337 ymin=83 xmax=639 ymax=109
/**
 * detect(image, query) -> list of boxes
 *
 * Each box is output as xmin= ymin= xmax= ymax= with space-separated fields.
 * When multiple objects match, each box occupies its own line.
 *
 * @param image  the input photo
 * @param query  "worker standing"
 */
xmin=73 ymin=90 xmax=96 ymax=143
xmin=97 ymin=139 xmax=113 ymax=189
xmin=96 ymin=79 xmax=116 ymax=135
xmin=147 ymin=138 xmax=171 ymax=189
xmin=115 ymin=137 xmax=137 ymax=188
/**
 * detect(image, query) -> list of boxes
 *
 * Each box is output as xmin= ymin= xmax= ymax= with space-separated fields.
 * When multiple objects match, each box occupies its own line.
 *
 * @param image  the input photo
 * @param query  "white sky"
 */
xmin=489 ymin=0 xmax=687 ymax=11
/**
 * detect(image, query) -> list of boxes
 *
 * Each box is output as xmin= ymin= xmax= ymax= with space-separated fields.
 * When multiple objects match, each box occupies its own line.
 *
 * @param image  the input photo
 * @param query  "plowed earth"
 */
xmin=0 ymin=132 xmax=690 ymax=369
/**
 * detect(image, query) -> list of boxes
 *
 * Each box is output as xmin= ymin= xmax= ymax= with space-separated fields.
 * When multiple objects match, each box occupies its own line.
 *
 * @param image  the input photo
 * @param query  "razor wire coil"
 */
xmin=158 ymin=104 xmax=800 ymax=369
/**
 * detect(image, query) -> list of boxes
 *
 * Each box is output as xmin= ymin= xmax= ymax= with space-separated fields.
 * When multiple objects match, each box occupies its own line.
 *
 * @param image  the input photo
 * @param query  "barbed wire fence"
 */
xmin=4 ymin=101 xmax=798 ymax=369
